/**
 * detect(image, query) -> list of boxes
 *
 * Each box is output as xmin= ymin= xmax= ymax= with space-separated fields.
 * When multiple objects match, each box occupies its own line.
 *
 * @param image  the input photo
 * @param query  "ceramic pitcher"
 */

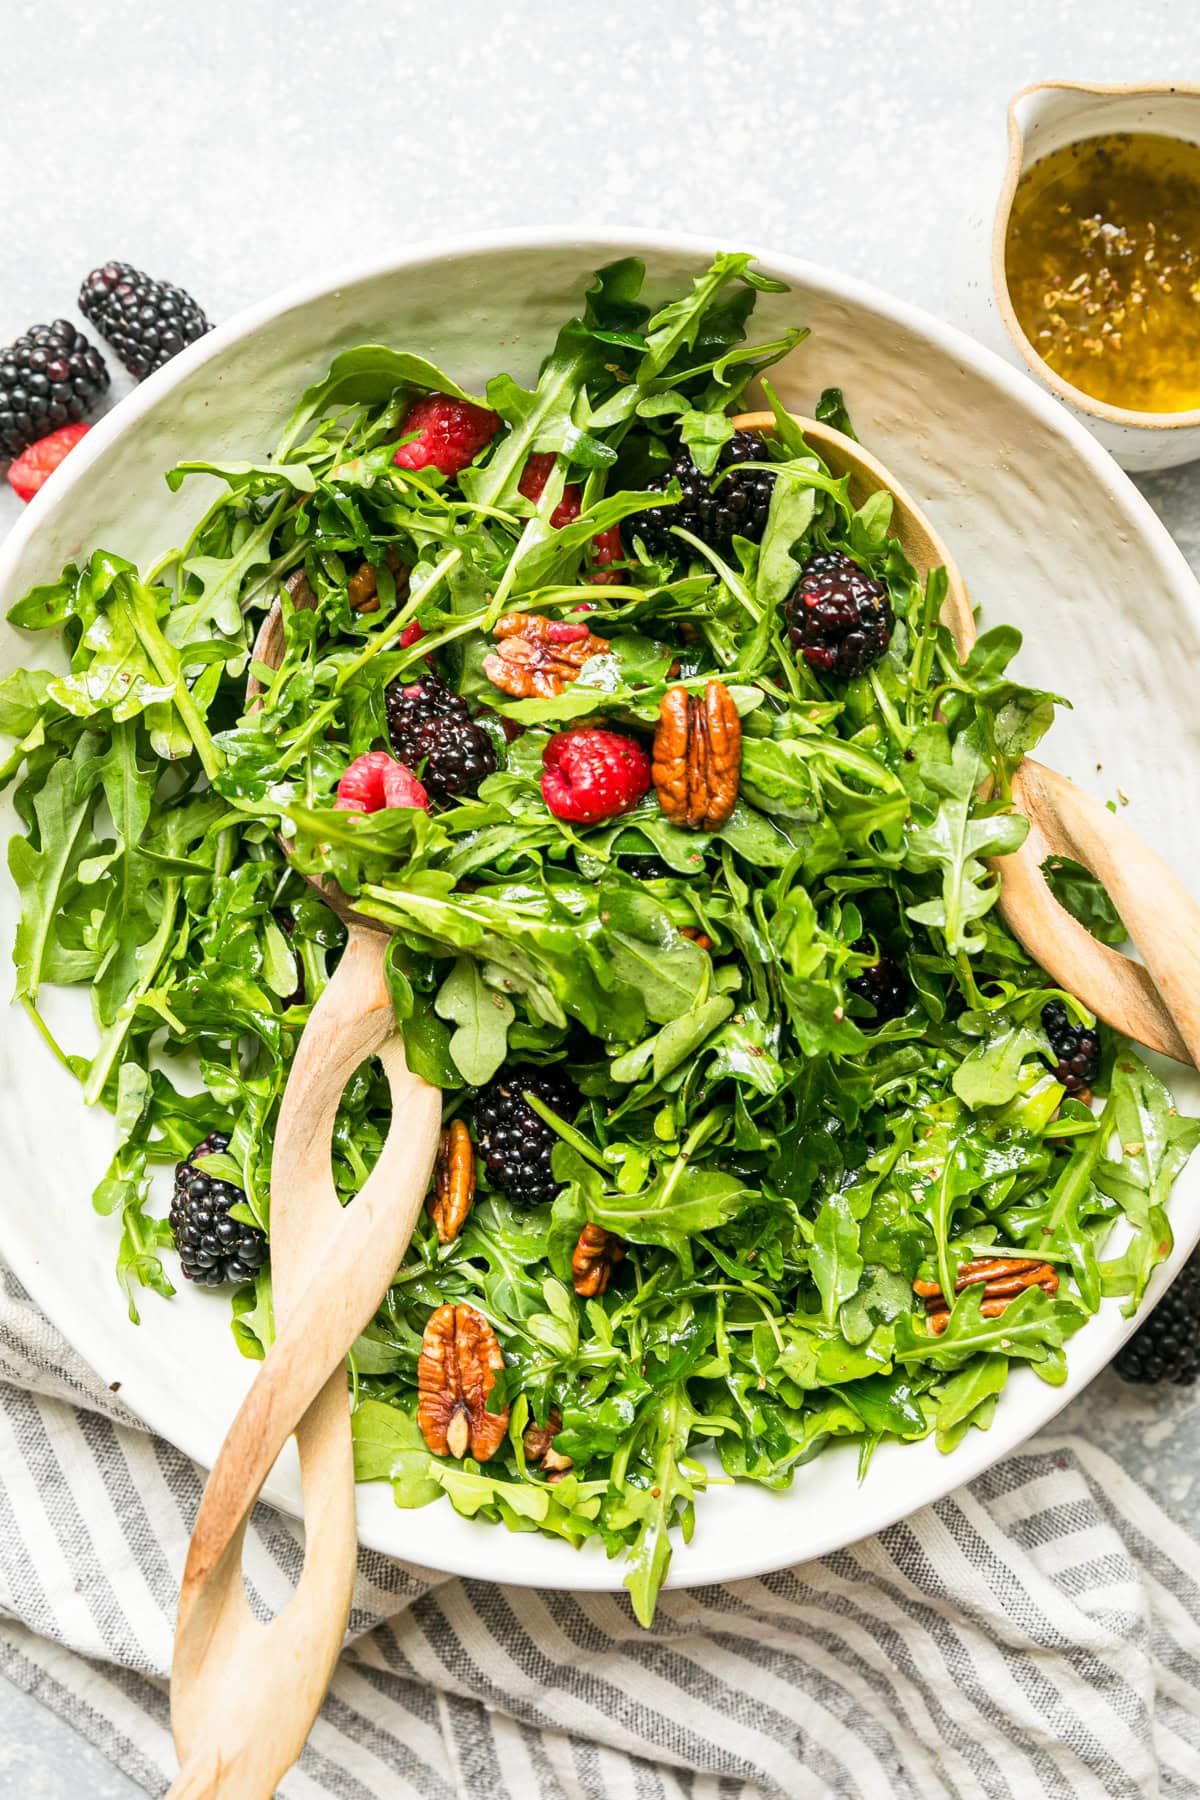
xmin=968 ymin=80 xmax=1200 ymax=472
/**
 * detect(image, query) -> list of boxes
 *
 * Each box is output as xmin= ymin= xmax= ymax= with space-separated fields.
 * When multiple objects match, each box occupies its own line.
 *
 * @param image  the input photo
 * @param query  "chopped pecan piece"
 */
xmin=522 ymin=1404 xmax=573 ymax=1477
xmin=417 ymin=1303 xmax=508 ymax=1461
xmin=347 ymin=547 xmax=410 ymax=614
xmin=679 ymin=925 xmax=713 ymax=952
xmin=482 ymin=612 xmax=610 ymax=700
xmin=571 ymin=1222 xmax=627 ymax=1297
xmin=428 ymin=1119 xmax=476 ymax=1245
xmin=652 ymin=680 xmax=741 ymax=830
xmin=917 ymin=1256 xmax=1059 ymax=1335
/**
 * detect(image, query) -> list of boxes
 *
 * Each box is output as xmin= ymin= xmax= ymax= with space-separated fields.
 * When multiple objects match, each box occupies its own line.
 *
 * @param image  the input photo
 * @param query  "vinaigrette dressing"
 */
xmin=1004 ymin=131 xmax=1200 ymax=413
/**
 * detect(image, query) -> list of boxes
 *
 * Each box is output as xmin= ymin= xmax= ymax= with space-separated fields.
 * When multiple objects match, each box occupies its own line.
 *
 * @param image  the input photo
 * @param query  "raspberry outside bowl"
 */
xmin=1 ymin=230 xmax=1198 ymax=1599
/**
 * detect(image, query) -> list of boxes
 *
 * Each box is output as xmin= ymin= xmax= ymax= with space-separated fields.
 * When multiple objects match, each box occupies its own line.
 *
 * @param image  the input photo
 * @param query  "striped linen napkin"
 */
xmin=1 ymin=1261 xmax=1197 ymax=1799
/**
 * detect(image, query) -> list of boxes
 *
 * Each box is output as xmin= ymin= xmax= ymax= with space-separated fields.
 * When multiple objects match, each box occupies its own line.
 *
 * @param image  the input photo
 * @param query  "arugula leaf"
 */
xmin=434 ymin=956 xmax=515 ymax=1085
xmin=903 ymin=726 xmax=1029 ymax=954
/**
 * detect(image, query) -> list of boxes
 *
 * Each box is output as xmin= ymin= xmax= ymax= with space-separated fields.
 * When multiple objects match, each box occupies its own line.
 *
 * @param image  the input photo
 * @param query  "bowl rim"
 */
xmin=2 ymin=226 xmax=1199 ymax=1591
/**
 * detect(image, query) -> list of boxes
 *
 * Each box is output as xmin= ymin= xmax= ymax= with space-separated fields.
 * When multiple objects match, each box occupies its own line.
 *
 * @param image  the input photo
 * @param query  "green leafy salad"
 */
xmin=2 ymin=252 xmax=1196 ymax=1624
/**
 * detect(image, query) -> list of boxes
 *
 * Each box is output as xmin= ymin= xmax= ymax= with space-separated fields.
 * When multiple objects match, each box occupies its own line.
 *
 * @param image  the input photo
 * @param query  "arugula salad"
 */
xmin=3 ymin=252 xmax=1196 ymax=1624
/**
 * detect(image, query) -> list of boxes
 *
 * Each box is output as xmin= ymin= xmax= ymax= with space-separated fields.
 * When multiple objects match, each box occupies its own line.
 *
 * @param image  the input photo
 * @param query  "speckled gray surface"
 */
xmin=2 ymin=0 xmax=1199 ymax=1790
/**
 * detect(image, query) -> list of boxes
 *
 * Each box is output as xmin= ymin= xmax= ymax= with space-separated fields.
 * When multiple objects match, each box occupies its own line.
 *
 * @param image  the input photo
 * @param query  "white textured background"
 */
xmin=2 ymin=0 xmax=1200 ymax=1789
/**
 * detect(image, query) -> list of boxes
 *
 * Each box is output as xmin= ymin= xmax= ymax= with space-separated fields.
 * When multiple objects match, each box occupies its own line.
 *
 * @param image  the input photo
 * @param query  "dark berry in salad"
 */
xmin=847 ymin=938 xmax=909 ymax=1022
xmin=474 ymin=1065 xmax=579 ymax=1209
xmin=1113 ymin=1252 xmax=1200 ymax=1386
xmin=1041 ymin=1000 xmax=1101 ymax=1094
xmin=385 ymin=674 xmax=497 ymax=804
xmin=784 ymin=549 xmax=894 ymax=678
xmin=169 ymin=1132 xmax=268 ymax=1287
xmin=79 ymin=263 xmax=210 ymax=380
xmin=628 ymin=430 xmax=775 ymax=557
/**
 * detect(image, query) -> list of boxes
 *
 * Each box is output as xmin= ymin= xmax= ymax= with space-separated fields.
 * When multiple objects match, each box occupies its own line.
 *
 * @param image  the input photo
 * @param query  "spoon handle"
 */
xmin=1002 ymin=760 xmax=1200 ymax=1066
xmin=169 ymin=926 xmax=440 ymax=1797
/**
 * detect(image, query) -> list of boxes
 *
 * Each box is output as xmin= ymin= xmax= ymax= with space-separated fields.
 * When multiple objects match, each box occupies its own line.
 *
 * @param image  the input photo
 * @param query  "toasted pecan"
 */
xmin=481 ymin=613 xmax=610 ymax=700
xmin=918 ymin=1255 xmax=1059 ymax=1334
xmin=571 ymin=1222 xmax=626 ymax=1297
xmin=522 ymin=1404 xmax=573 ymax=1477
xmin=428 ymin=1120 xmax=476 ymax=1245
xmin=652 ymin=680 xmax=741 ymax=830
xmin=417 ymin=1304 xmax=508 ymax=1461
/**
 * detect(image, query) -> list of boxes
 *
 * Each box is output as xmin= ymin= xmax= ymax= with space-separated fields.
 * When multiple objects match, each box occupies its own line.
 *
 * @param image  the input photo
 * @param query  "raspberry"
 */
xmin=6 ymin=423 xmax=90 ymax=501
xmin=541 ymin=729 xmax=652 ymax=824
xmin=588 ymin=524 xmax=625 ymax=585
xmin=784 ymin=550 xmax=894 ymax=679
xmin=393 ymin=393 xmax=500 ymax=476
xmin=519 ymin=452 xmax=582 ymax=528
xmin=335 ymin=751 xmax=429 ymax=813
xmin=399 ymin=619 xmax=426 ymax=651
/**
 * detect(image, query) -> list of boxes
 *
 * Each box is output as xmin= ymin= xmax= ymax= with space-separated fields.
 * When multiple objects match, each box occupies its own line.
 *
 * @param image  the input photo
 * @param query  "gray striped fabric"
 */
xmin=1 ymin=1261 xmax=1197 ymax=1799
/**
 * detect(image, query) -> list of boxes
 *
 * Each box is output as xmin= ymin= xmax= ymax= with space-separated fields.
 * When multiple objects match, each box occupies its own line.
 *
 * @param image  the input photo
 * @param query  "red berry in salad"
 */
xmin=393 ymin=393 xmax=500 ymax=477
xmin=541 ymin=728 xmax=651 ymax=824
xmin=519 ymin=451 xmax=582 ymax=528
xmin=588 ymin=524 xmax=624 ymax=585
xmin=335 ymin=751 xmax=429 ymax=813
xmin=6 ymin=422 xmax=91 ymax=501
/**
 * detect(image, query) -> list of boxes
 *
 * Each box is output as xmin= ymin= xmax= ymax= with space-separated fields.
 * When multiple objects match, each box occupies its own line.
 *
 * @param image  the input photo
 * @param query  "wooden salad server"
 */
xmin=735 ymin=410 xmax=1200 ymax=1068
xmin=169 ymin=585 xmax=442 ymax=1797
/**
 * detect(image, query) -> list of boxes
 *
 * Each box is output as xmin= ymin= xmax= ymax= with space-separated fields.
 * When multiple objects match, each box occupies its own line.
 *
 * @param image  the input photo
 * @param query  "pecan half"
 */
xmin=522 ymin=1404 xmax=573 ymax=1478
xmin=571 ymin=1223 xmax=626 ymax=1297
xmin=916 ymin=1256 xmax=1059 ymax=1335
xmin=482 ymin=612 xmax=611 ymax=700
xmin=417 ymin=1303 xmax=508 ymax=1460
xmin=428 ymin=1119 xmax=476 ymax=1245
xmin=652 ymin=681 xmax=741 ymax=830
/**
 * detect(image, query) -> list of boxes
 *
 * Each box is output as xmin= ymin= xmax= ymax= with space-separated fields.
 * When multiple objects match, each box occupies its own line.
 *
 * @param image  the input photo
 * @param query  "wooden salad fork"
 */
xmin=736 ymin=409 xmax=1200 ymax=1069
xmin=170 ymin=412 xmax=1200 ymax=1796
xmin=169 ymin=585 xmax=441 ymax=1796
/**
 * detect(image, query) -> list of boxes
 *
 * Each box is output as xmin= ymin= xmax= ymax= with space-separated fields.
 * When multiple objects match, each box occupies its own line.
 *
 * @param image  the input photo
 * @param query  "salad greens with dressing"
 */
xmin=2 ymin=252 xmax=1195 ymax=1625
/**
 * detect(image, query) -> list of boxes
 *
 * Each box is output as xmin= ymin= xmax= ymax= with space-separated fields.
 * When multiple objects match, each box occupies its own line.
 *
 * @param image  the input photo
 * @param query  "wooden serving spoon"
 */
xmin=171 ymin=414 xmax=1200 ymax=1794
xmin=169 ymin=578 xmax=441 ymax=1796
xmin=735 ymin=409 xmax=1200 ymax=1067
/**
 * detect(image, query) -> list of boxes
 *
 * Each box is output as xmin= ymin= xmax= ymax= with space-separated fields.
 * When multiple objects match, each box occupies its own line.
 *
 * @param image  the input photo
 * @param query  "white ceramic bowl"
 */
xmin=2 ymin=230 xmax=1198 ymax=1594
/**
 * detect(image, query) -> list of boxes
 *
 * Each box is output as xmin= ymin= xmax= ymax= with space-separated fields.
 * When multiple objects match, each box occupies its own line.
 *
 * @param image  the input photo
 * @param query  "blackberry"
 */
xmin=1041 ymin=1000 xmax=1101 ymax=1094
xmin=0 ymin=320 xmax=109 ymax=461
xmin=1114 ymin=1252 xmax=1200 ymax=1386
xmin=627 ymin=430 xmax=775 ymax=557
xmin=79 ymin=262 xmax=210 ymax=380
xmin=169 ymin=1131 xmax=268 ymax=1287
xmin=385 ymin=674 xmax=496 ymax=804
xmin=624 ymin=853 xmax=674 ymax=880
xmin=474 ymin=1064 xmax=579 ymax=1209
xmin=784 ymin=550 xmax=894 ymax=679
xmin=847 ymin=938 xmax=909 ymax=1021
